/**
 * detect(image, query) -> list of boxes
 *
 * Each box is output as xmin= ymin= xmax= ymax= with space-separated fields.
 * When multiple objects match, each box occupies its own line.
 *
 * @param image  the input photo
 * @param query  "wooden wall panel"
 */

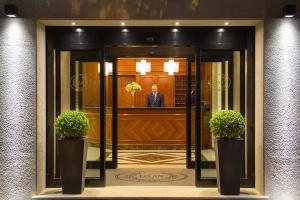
xmin=82 ymin=62 xmax=100 ymax=107
xmin=106 ymin=75 xmax=113 ymax=106
xmin=85 ymin=108 xmax=112 ymax=145
xmin=201 ymin=62 xmax=212 ymax=149
xmin=85 ymin=110 xmax=100 ymax=144
xmin=201 ymin=62 xmax=212 ymax=103
xmin=156 ymin=75 xmax=174 ymax=107
xmin=118 ymin=75 xmax=136 ymax=107
xmin=80 ymin=58 xmax=188 ymax=108
xmin=135 ymin=74 xmax=174 ymax=107
xmin=136 ymin=76 xmax=154 ymax=107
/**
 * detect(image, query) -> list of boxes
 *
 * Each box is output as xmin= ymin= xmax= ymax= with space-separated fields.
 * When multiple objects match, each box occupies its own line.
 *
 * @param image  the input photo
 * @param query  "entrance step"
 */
xmin=32 ymin=188 xmax=268 ymax=200
xmin=33 ymin=196 xmax=269 ymax=200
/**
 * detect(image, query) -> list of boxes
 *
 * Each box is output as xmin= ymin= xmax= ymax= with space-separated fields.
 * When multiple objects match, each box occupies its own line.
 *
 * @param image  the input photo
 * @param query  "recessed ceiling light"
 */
xmin=71 ymin=22 xmax=76 ymax=26
xmin=122 ymin=28 xmax=129 ymax=33
xmin=217 ymin=28 xmax=225 ymax=33
xmin=121 ymin=22 xmax=126 ymax=26
xmin=175 ymin=21 xmax=180 ymax=26
xmin=172 ymin=28 xmax=179 ymax=33
xmin=75 ymin=28 xmax=83 ymax=33
xmin=224 ymin=22 xmax=229 ymax=26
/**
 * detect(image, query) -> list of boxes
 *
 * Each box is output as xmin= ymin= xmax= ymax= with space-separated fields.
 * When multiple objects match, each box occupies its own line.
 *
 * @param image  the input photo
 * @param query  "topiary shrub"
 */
xmin=55 ymin=110 xmax=90 ymax=139
xmin=209 ymin=110 xmax=245 ymax=139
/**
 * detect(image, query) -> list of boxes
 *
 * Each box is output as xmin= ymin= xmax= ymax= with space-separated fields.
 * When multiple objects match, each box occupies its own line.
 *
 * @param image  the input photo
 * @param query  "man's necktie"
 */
xmin=154 ymin=93 xmax=157 ymax=103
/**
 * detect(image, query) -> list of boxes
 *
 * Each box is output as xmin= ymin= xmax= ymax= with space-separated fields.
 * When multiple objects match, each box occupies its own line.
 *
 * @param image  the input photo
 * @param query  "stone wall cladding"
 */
xmin=0 ymin=19 xmax=36 ymax=200
xmin=264 ymin=19 xmax=300 ymax=200
xmin=0 ymin=0 xmax=266 ymax=19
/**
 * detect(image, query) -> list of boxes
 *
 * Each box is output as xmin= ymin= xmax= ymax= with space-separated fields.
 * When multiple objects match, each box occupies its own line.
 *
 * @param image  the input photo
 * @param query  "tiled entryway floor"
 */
xmin=33 ymin=148 xmax=268 ymax=199
xmin=33 ymin=187 xmax=268 ymax=199
xmin=87 ymin=148 xmax=216 ymax=163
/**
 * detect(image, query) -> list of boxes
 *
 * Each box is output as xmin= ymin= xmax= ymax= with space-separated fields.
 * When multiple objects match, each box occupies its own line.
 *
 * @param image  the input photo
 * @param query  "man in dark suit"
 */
xmin=145 ymin=84 xmax=165 ymax=107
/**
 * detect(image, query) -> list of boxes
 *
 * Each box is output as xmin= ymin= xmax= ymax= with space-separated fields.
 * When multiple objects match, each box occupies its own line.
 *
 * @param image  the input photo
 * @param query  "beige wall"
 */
xmin=211 ymin=62 xmax=222 ymax=114
xmin=233 ymin=51 xmax=241 ymax=111
xmin=60 ymin=52 xmax=71 ymax=113
xmin=255 ymin=21 xmax=264 ymax=195
xmin=36 ymin=22 xmax=46 ymax=193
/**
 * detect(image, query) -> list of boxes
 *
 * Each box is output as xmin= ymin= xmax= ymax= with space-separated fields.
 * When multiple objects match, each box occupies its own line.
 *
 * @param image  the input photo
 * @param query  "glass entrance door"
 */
xmin=46 ymin=50 xmax=106 ymax=186
xmin=194 ymin=50 xmax=252 ymax=187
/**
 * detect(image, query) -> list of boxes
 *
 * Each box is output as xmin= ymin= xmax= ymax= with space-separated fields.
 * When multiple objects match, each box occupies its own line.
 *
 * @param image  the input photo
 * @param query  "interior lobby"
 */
xmin=0 ymin=1 xmax=300 ymax=200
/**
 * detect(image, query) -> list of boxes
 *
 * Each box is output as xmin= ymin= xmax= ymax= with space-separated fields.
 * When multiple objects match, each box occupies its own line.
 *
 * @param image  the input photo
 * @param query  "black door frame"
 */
xmin=186 ymin=56 xmax=194 ymax=169
xmin=104 ymin=55 xmax=118 ymax=169
xmin=45 ymin=26 xmax=255 ymax=188
xmin=195 ymin=49 xmax=202 ymax=187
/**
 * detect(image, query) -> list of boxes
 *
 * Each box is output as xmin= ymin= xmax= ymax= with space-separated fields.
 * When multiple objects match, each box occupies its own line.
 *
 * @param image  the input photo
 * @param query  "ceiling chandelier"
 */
xmin=164 ymin=59 xmax=179 ymax=75
xmin=136 ymin=59 xmax=151 ymax=75
xmin=98 ymin=62 xmax=113 ymax=76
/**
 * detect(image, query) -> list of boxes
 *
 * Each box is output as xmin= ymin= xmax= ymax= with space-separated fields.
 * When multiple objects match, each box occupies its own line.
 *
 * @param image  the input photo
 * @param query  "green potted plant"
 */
xmin=55 ymin=110 xmax=90 ymax=194
xmin=209 ymin=110 xmax=245 ymax=195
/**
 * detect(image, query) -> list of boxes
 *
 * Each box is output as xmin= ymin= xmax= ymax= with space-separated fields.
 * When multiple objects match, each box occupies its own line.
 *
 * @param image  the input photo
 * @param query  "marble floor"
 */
xmin=34 ymin=148 xmax=266 ymax=199
xmin=86 ymin=148 xmax=217 ymax=179
xmin=34 ymin=187 xmax=267 ymax=199
xmin=87 ymin=147 xmax=216 ymax=163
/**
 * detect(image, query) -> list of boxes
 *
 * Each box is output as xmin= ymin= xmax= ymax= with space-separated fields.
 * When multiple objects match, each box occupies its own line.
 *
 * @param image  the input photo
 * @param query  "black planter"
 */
xmin=215 ymin=138 xmax=244 ymax=195
xmin=58 ymin=138 xmax=87 ymax=194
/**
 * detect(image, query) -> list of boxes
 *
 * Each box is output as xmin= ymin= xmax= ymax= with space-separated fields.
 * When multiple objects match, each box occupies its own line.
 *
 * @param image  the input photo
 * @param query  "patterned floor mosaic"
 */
xmin=116 ymin=151 xmax=186 ymax=165
xmin=87 ymin=148 xmax=214 ymax=165
xmin=108 ymin=168 xmax=194 ymax=186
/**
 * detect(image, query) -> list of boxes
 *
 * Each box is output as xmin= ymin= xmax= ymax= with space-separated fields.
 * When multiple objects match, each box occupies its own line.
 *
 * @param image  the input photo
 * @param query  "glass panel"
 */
xmin=191 ymin=60 xmax=196 ymax=162
xmin=81 ymin=61 xmax=101 ymax=178
xmin=200 ymin=50 xmax=246 ymax=179
xmin=200 ymin=61 xmax=220 ymax=178
xmin=56 ymin=51 xmax=102 ymax=179
xmin=105 ymin=61 xmax=113 ymax=162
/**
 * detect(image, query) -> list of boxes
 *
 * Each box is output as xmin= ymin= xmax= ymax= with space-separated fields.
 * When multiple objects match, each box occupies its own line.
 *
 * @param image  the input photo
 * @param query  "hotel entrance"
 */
xmin=45 ymin=26 xmax=255 ymax=189
xmin=75 ymin=46 xmax=200 ymax=186
xmin=104 ymin=46 xmax=197 ymax=186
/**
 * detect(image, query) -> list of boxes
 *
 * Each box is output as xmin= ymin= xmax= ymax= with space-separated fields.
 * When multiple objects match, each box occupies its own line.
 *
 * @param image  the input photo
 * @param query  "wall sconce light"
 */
xmin=283 ymin=5 xmax=296 ymax=18
xmin=98 ymin=62 xmax=113 ymax=76
xmin=164 ymin=59 xmax=179 ymax=75
xmin=136 ymin=60 xmax=151 ymax=75
xmin=105 ymin=62 xmax=113 ymax=75
xmin=5 ymin=4 xmax=18 ymax=18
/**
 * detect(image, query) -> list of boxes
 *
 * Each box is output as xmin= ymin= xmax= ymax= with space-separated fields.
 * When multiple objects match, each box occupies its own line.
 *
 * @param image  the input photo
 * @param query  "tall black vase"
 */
xmin=215 ymin=138 xmax=244 ymax=195
xmin=58 ymin=138 xmax=87 ymax=194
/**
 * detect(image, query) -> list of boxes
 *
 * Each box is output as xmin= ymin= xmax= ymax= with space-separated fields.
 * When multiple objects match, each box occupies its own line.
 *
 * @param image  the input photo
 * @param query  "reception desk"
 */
xmin=85 ymin=107 xmax=187 ymax=148
xmin=118 ymin=108 xmax=186 ymax=147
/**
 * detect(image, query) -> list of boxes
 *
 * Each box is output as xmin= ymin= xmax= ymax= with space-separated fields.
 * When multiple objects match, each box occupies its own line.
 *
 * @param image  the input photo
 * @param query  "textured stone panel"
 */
xmin=0 ymin=19 xmax=36 ymax=200
xmin=0 ymin=0 xmax=266 ymax=19
xmin=264 ymin=19 xmax=300 ymax=200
